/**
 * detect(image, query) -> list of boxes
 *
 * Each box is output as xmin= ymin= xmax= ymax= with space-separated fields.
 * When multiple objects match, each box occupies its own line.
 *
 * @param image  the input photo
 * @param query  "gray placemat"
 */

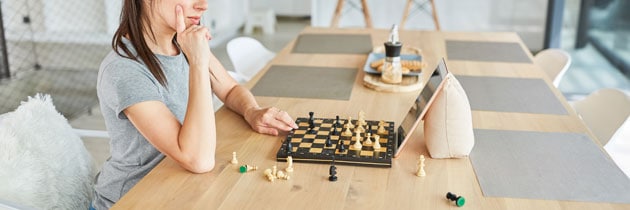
xmin=446 ymin=40 xmax=532 ymax=63
xmin=251 ymin=65 xmax=357 ymax=100
xmin=457 ymin=76 xmax=567 ymax=115
xmin=292 ymin=34 xmax=373 ymax=54
xmin=470 ymin=129 xmax=630 ymax=203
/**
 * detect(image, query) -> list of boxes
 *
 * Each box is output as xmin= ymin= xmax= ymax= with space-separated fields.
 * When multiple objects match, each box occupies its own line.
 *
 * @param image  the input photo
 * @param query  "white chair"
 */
xmin=605 ymin=116 xmax=630 ymax=178
xmin=226 ymin=37 xmax=276 ymax=81
xmin=533 ymin=48 xmax=572 ymax=87
xmin=571 ymin=88 xmax=630 ymax=146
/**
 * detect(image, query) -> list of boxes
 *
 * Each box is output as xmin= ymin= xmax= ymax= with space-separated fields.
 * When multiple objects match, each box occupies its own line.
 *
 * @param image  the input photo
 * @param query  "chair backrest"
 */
xmin=572 ymin=88 xmax=630 ymax=146
xmin=534 ymin=48 xmax=572 ymax=87
xmin=226 ymin=37 xmax=275 ymax=81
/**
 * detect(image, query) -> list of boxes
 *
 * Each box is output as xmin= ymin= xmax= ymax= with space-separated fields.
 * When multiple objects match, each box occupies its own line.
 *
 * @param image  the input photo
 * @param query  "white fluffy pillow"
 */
xmin=0 ymin=94 xmax=96 ymax=209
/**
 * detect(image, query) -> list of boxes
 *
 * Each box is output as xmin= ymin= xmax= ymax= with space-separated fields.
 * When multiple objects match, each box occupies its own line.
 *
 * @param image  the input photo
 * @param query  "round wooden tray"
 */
xmin=363 ymin=74 xmax=423 ymax=92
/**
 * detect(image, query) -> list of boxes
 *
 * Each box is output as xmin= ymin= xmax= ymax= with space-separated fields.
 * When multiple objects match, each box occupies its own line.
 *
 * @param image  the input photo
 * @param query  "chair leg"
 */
xmin=400 ymin=0 xmax=441 ymax=31
xmin=330 ymin=0 xmax=372 ymax=28
xmin=331 ymin=0 xmax=345 ymax=28
xmin=430 ymin=0 xmax=441 ymax=31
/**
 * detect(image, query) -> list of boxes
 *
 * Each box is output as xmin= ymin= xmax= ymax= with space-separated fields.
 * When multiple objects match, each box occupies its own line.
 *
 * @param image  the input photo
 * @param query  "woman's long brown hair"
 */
xmin=112 ymin=0 xmax=168 ymax=87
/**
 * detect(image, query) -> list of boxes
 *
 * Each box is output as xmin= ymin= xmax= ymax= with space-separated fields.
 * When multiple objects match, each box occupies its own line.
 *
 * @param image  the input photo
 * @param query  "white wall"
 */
xmin=2 ymin=0 xmax=246 ymax=45
xmin=1 ymin=0 xmax=247 ymax=72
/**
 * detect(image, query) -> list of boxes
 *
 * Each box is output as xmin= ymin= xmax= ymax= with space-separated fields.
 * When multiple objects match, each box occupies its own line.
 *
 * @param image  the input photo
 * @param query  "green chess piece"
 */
xmin=446 ymin=192 xmax=465 ymax=207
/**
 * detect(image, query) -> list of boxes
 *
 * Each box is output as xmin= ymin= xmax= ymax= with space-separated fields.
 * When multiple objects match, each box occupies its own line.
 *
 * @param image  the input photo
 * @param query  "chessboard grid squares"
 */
xmin=278 ymin=117 xmax=396 ymax=167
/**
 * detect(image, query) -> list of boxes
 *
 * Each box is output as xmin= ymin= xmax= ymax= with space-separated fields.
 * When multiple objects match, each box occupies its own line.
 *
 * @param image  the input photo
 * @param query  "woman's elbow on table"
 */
xmin=183 ymin=156 xmax=216 ymax=174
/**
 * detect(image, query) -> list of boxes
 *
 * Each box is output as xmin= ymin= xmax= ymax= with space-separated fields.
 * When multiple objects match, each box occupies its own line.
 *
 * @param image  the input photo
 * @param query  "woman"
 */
xmin=92 ymin=0 xmax=297 ymax=208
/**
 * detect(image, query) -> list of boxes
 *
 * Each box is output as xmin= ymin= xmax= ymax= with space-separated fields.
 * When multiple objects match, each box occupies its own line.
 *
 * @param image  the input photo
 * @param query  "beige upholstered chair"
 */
xmin=572 ymin=88 xmax=630 ymax=146
xmin=534 ymin=48 xmax=572 ymax=87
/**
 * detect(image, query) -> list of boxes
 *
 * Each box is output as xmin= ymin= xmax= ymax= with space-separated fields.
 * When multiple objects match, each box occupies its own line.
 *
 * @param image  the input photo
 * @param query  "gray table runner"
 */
xmin=292 ymin=34 xmax=373 ymax=54
xmin=251 ymin=65 xmax=357 ymax=100
xmin=457 ymin=76 xmax=567 ymax=115
xmin=446 ymin=40 xmax=532 ymax=63
xmin=470 ymin=129 xmax=630 ymax=203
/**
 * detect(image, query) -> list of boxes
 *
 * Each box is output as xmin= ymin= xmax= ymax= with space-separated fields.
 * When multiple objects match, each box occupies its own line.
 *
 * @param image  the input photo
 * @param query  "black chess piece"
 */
xmin=286 ymin=141 xmax=293 ymax=154
xmin=308 ymin=112 xmax=315 ymax=125
xmin=446 ymin=192 xmax=466 ymax=207
xmin=307 ymin=112 xmax=316 ymax=134
xmin=325 ymin=134 xmax=333 ymax=147
xmin=331 ymin=123 xmax=339 ymax=135
xmin=335 ymin=115 xmax=341 ymax=128
xmin=338 ymin=140 xmax=346 ymax=152
xmin=329 ymin=159 xmax=338 ymax=182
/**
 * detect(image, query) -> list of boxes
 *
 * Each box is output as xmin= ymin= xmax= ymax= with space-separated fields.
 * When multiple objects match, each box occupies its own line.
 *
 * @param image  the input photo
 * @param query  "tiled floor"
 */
xmin=68 ymin=17 xmax=630 ymax=170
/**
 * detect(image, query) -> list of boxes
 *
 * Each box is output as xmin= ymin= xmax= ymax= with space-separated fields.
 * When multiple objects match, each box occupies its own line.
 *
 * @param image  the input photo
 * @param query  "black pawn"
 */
xmin=286 ymin=141 xmax=293 ymax=154
xmin=446 ymin=192 xmax=466 ymax=207
xmin=335 ymin=115 xmax=341 ymax=128
xmin=338 ymin=140 xmax=346 ymax=152
xmin=308 ymin=111 xmax=315 ymax=125
xmin=325 ymin=134 xmax=333 ymax=147
xmin=331 ymin=123 xmax=339 ymax=135
xmin=307 ymin=112 xmax=316 ymax=134
xmin=329 ymin=159 xmax=337 ymax=182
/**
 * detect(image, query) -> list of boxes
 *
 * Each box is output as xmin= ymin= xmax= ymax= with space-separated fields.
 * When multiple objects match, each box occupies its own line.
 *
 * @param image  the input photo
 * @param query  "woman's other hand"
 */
xmin=244 ymin=107 xmax=299 ymax=136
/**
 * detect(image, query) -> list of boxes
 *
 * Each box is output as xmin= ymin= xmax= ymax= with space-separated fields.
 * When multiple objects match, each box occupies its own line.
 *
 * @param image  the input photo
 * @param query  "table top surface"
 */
xmin=112 ymin=27 xmax=629 ymax=210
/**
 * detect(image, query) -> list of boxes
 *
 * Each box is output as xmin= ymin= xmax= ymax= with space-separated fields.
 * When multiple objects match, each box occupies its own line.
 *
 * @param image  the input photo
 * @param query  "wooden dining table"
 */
xmin=112 ymin=27 xmax=630 ymax=210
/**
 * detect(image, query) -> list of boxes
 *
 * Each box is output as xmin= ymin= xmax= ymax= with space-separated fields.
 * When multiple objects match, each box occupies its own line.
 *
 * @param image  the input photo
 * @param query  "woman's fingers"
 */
xmin=175 ymin=5 xmax=186 ymax=34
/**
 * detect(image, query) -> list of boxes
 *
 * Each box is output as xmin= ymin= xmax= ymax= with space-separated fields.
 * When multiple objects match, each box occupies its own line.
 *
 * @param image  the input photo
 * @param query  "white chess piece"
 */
xmin=358 ymin=110 xmax=367 ymax=126
xmin=286 ymin=156 xmax=294 ymax=172
xmin=373 ymin=135 xmax=381 ymax=150
xmin=231 ymin=152 xmax=238 ymax=164
xmin=345 ymin=117 xmax=355 ymax=129
xmin=364 ymin=132 xmax=373 ymax=145
xmin=417 ymin=155 xmax=426 ymax=177
xmin=264 ymin=169 xmax=276 ymax=182
xmin=353 ymin=132 xmax=362 ymax=149
xmin=377 ymin=121 xmax=387 ymax=135
xmin=277 ymin=171 xmax=290 ymax=180
xmin=343 ymin=126 xmax=353 ymax=136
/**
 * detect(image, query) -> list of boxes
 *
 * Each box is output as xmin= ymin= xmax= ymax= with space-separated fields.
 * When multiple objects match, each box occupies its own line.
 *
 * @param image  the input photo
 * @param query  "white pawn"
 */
xmin=345 ymin=117 xmax=355 ymax=129
xmin=364 ymin=132 xmax=373 ymax=145
xmin=373 ymin=135 xmax=381 ymax=150
xmin=416 ymin=155 xmax=426 ymax=177
xmin=342 ymin=126 xmax=353 ymax=136
xmin=277 ymin=171 xmax=291 ymax=180
xmin=353 ymin=132 xmax=362 ymax=149
xmin=272 ymin=165 xmax=278 ymax=177
xmin=264 ymin=169 xmax=276 ymax=182
xmin=231 ymin=152 xmax=238 ymax=164
xmin=286 ymin=156 xmax=294 ymax=173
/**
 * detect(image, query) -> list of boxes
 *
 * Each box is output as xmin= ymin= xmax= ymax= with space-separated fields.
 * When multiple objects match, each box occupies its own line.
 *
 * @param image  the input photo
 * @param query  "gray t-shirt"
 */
xmin=93 ymin=38 xmax=190 ymax=209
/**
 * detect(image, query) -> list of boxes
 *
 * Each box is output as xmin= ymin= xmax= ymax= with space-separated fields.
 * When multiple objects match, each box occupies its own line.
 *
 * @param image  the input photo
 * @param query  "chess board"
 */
xmin=276 ymin=117 xmax=397 ymax=167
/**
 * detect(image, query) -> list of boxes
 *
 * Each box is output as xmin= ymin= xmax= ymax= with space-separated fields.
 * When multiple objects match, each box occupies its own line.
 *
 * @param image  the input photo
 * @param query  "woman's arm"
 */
xmin=207 ymin=44 xmax=297 ymax=135
xmin=123 ymin=5 xmax=215 ymax=173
